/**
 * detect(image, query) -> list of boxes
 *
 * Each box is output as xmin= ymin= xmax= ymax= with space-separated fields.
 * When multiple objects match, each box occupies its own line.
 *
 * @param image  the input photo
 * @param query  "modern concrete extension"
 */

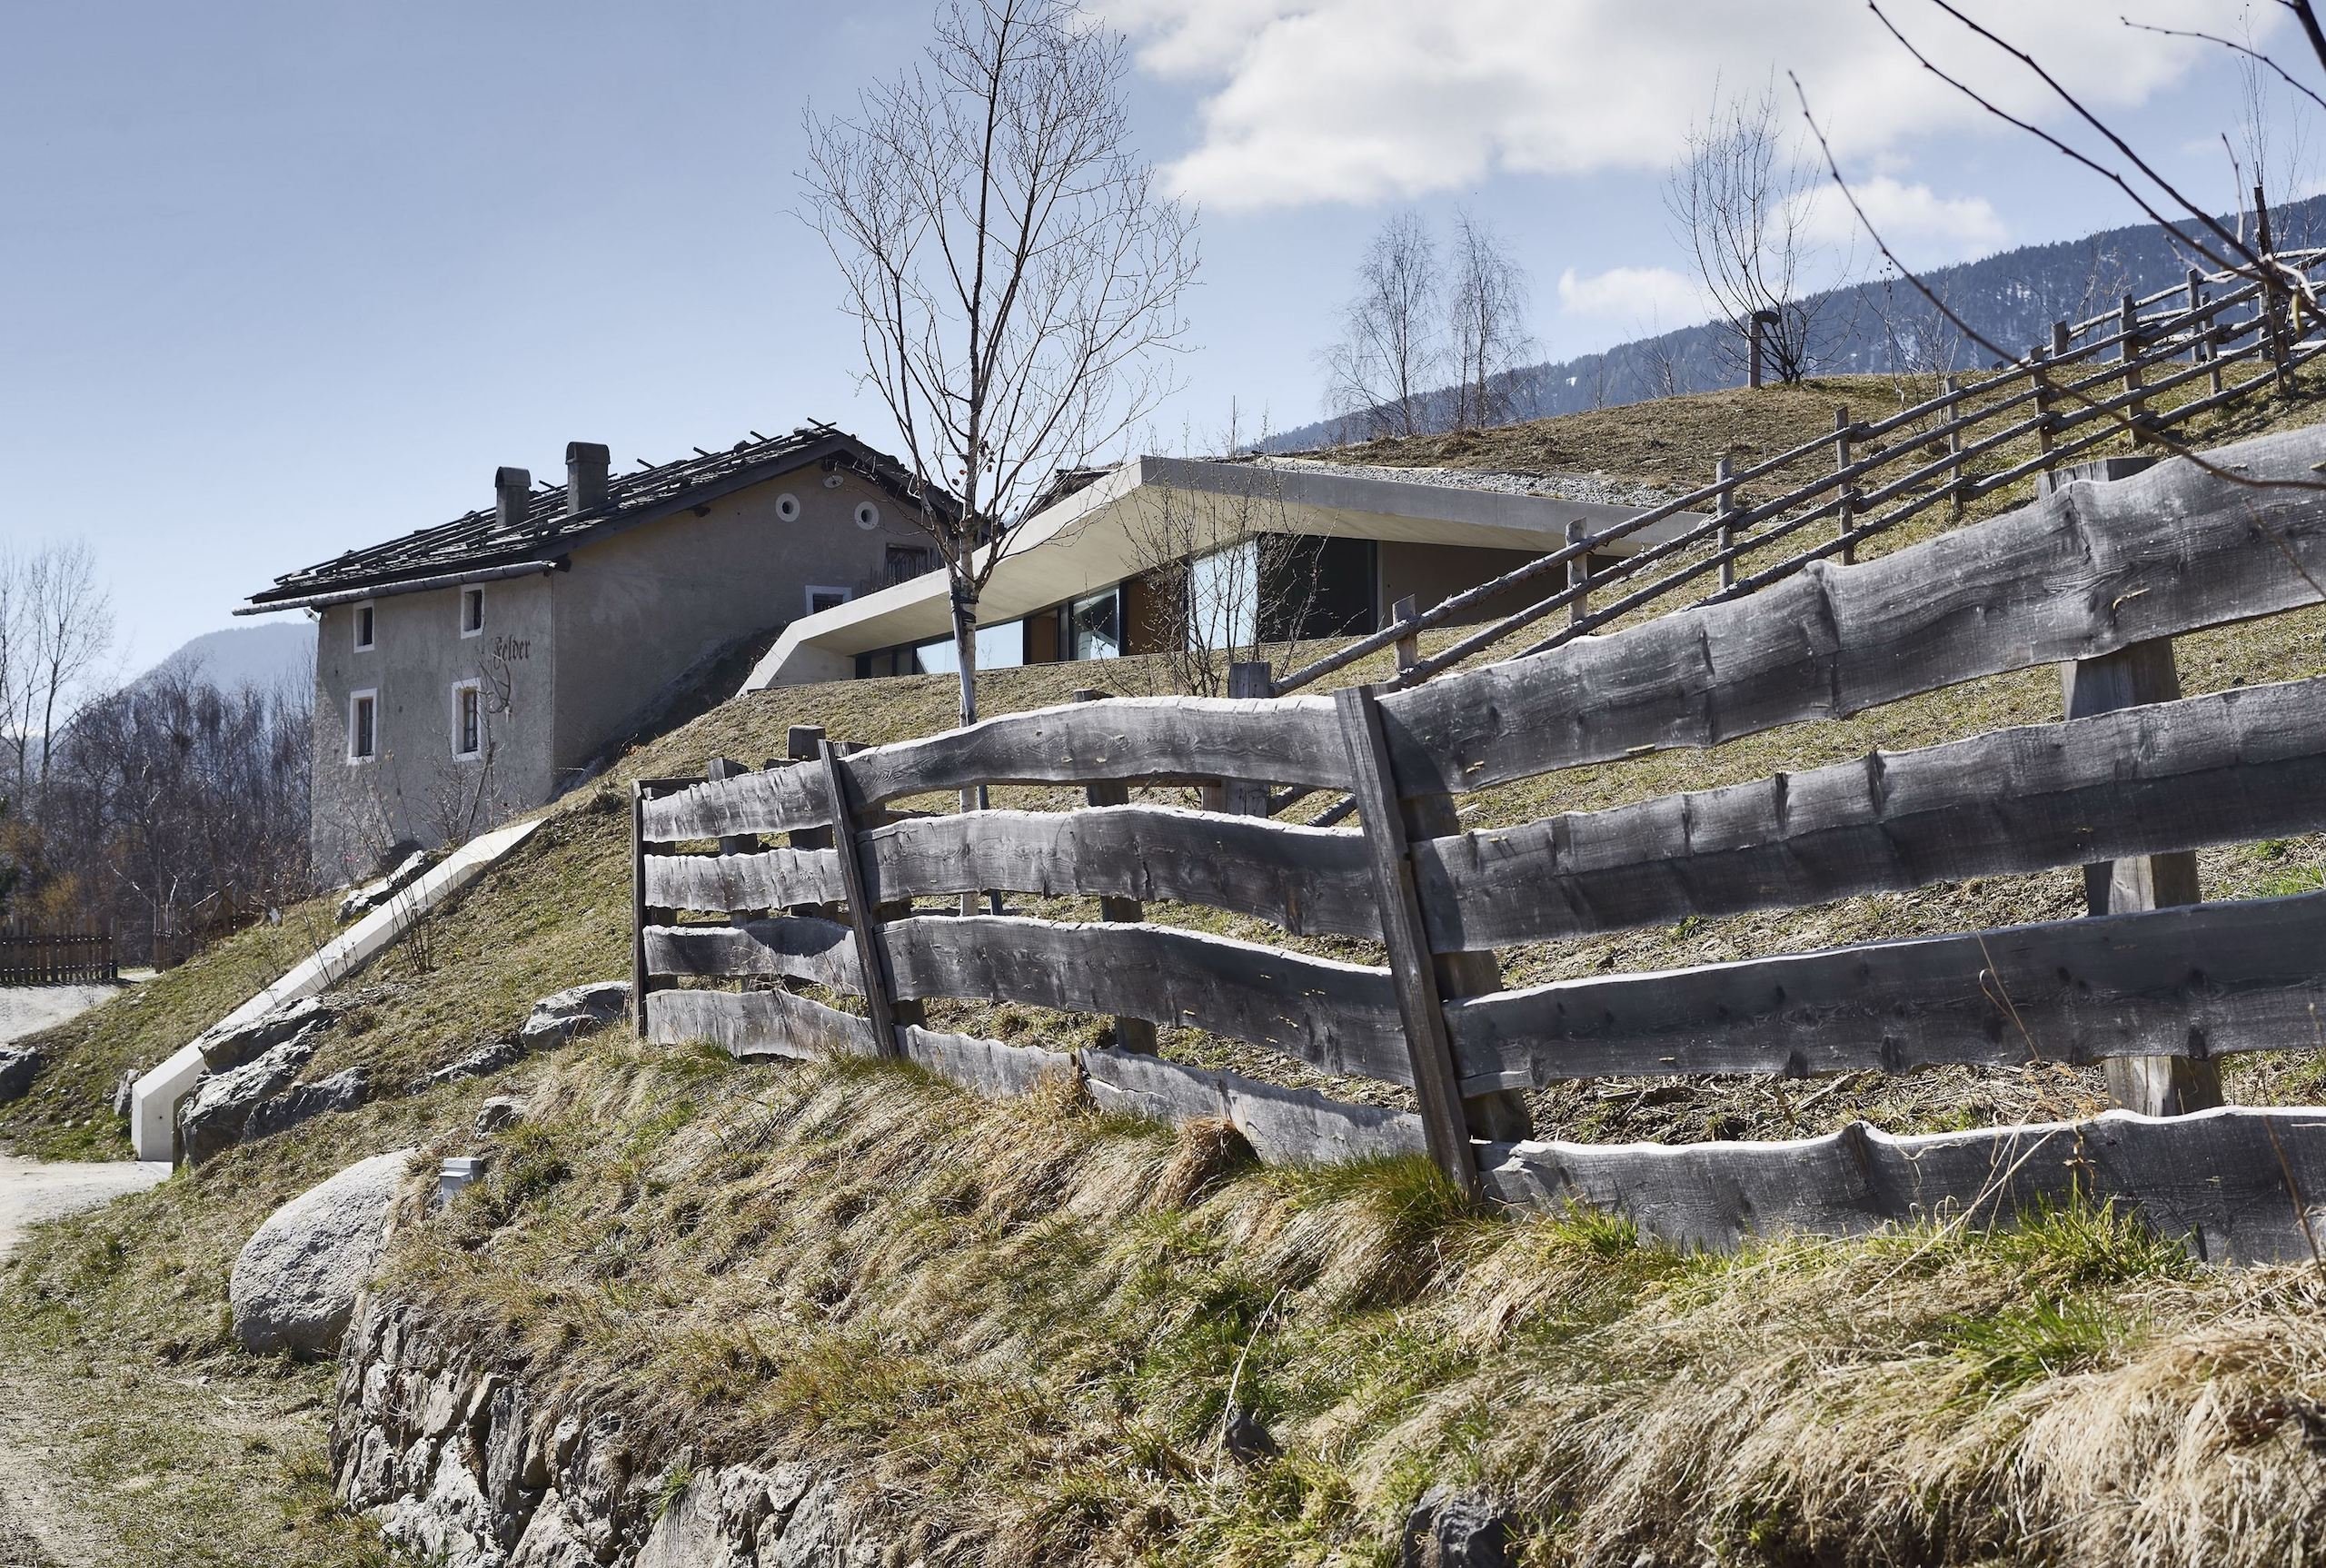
xmin=741 ymin=456 xmax=1705 ymax=689
xmin=127 ymin=817 xmax=544 ymax=1162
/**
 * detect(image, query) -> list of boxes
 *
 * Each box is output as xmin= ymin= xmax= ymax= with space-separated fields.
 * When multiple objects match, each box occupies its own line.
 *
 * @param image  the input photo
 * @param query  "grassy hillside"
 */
xmin=4 ymin=373 xmax=2326 ymax=1561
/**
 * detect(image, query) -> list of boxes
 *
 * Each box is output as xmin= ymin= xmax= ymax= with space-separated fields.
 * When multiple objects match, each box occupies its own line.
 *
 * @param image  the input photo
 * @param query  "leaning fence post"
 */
xmin=2256 ymin=184 xmax=2295 ymax=391
xmin=2039 ymin=457 xmax=2224 ymax=1116
xmin=816 ymin=740 xmax=903 ymax=1058
xmin=1075 ymin=687 xmax=1158 ymax=1055
xmin=1715 ymin=455 xmax=1736 ymax=590
xmin=1333 ymin=683 xmax=1482 ymax=1198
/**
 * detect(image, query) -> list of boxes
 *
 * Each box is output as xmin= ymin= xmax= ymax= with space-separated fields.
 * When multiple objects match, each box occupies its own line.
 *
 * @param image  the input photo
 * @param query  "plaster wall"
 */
xmin=1376 ymin=541 xmax=1613 ymax=628
xmin=548 ymin=470 xmax=929 ymax=771
xmin=310 ymin=575 xmax=555 ymax=882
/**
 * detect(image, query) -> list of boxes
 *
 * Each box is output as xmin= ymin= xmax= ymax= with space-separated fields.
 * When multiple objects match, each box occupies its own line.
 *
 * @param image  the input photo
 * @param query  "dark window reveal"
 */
xmin=1259 ymin=535 xmax=1377 ymax=643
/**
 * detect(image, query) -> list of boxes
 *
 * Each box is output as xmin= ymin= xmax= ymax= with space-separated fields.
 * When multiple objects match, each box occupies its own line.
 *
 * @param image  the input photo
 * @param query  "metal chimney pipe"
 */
xmin=565 ymin=442 xmax=610 ymax=515
xmin=493 ymin=467 xmax=532 ymax=531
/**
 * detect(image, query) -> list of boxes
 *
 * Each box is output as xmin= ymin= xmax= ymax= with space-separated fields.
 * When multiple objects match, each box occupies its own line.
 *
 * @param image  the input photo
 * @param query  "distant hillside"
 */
xmin=139 ymin=621 xmax=313 ymax=694
xmin=1268 ymin=194 xmax=2326 ymax=452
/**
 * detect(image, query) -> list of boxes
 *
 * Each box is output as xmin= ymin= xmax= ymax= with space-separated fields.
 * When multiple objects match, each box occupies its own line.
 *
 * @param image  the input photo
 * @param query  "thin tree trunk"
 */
xmin=950 ymin=572 xmax=986 ymax=917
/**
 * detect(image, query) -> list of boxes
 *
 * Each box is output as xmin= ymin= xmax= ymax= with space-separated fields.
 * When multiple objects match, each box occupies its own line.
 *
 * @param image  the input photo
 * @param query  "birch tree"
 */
xmin=801 ymin=0 xmax=1198 ymax=728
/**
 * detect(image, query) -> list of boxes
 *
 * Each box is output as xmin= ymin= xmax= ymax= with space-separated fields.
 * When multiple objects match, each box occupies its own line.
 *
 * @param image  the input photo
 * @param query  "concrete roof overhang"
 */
xmin=741 ymin=456 xmax=1705 ymax=689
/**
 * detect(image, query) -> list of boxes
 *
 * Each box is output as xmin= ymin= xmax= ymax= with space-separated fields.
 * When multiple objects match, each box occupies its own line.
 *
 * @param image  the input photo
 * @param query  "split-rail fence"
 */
xmin=1267 ymin=242 xmax=2326 ymax=716
xmin=636 ymin=423 xmax=2326 ymax=1265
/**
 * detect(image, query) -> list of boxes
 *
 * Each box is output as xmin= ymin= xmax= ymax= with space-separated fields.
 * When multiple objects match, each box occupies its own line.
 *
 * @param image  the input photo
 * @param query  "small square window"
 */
xmin=348 ymin=690 xmax=378 ymax=762
xmin=353 ymin=602 xmax=375 ymax=651
xmin=460 ymin=587 xmax=484 ymax=637
xmin=805 ymin=585 xmax=852 ymax=616
xmin=451 ymin=680 xmax=482 ymax=758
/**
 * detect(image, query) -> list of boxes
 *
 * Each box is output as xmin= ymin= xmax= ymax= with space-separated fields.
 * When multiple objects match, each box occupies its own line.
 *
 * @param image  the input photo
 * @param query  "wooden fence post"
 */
xmin=1715 ymin=455 xmax=1736 ymax=590
xmin=817 ymin=740 xmax=903 ymax=1058
xmin=2120 ymin=293 xmax=2152 ymax=444
xmin=1333 ymin=684 xmax=1482 ymax=1197
xmin=1834 ymin=405 xmax=1858 ymax=559
xmin=1222 ymin=660 xmax=1274 ymax=817
xmin=1564 ymin=524 xmax=1592 ymax=625
xmin=2040 ymin=455 xmax=2223 ymax=1116
xmin=1075 ymin=687 xmax=1158 ymax=1055
xmin=2032 ymin=345 xmax=2058 ymax=477
xmin=1390 ymin=595 xmax=1422 ymax=676
xmin=630 ymin=781 xmax=651 ymax=1036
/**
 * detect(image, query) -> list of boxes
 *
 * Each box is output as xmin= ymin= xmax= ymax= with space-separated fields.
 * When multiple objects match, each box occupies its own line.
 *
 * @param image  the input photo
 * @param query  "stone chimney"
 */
xmin=566 ymin=442 xmax=610 ymax=515
xmin=494 ymin=466 xmax=532 ymax=531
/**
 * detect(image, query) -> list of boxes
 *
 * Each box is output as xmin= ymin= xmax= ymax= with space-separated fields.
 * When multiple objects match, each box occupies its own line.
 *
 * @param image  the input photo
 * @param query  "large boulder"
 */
xmin=518 ymin=983 xmax=630 ymax=1052
xmin=180 ymin=1034 xmax=318 ymax=1165
xmin=0 ymin=1047 xmax=39 ymax=1104
xmin=194 ymin=995 xmax=336 ymax=1074
xmin=232 ymin=1148 xmax=414 ymax=1358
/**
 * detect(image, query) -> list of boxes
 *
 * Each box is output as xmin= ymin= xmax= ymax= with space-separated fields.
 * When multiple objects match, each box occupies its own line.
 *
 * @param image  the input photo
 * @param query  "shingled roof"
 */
xmin=244 ymin=423 xmax=950 ymax=610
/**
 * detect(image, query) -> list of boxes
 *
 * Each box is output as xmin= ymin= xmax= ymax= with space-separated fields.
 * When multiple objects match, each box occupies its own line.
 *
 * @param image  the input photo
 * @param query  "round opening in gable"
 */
xmin=854 ymin=501 xmax=880 ymax=531
xmin=775 ymin=492 xmax=800 ymax=522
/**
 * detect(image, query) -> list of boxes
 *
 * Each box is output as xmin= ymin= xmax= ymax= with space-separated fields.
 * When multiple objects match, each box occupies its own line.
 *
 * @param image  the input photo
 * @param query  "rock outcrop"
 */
xmin=180 ymin=1035 xmax=320 ymax=1165
xmin=518 ymin=982 xmax=630 ymax=1052
xmin=232 ymin=1148 xmax=415 ymax=1358
xmin=0 ymin=1047 xmax=39 ymax=1103
xmin=241 ymin=1067 xmax=371 ymax=1144
xmin=1400 ymin=1487 xmax=1515 ymax=1568
xmin=194 ymin=995 xmax=336 ymax=1074
xmin=334 ymin=1296 xmax=890 ymax=1567
xmin=339 ymin=849 xmax=435 ymax=924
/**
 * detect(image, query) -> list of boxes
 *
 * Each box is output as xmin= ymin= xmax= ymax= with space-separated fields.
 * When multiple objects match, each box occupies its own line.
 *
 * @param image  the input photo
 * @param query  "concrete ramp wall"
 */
xmin=129 ymin=818 xmax=544 ymax=1161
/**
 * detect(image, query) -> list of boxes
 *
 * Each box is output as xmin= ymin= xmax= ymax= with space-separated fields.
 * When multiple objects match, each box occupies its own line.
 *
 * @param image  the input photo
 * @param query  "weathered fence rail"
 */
xmin=0 ymin=927 xmax=116 ymax=987
xmin=637 ymin=424 xmax=2326 ymax=1262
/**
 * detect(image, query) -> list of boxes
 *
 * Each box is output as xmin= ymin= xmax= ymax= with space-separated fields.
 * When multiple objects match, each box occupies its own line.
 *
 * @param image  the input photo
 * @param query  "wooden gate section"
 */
xmin=636 ymin=424 xmax=2326 ymax=1263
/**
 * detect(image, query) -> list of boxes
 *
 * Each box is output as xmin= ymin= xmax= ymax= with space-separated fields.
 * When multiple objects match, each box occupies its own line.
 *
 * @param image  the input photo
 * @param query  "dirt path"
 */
xmin=0 ymin=987 xmax=122 ymax=1051
xmin=0 ymin=1157 xmax=170 ymax=1566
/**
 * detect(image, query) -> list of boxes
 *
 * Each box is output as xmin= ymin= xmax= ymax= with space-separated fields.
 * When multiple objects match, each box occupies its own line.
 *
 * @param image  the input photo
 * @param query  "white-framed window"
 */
xmin=450 ymin=679 xmax=482 ymax=759
xmin=459 ymin=586 xmax=484 ymax=638
xmin=853 ymin=501 xmax=881 ymax=531
xmin=347 ymin=690 xmax=378 ymax=763
xmin=774 ymin=492 xmax=800 ymax=521
xmin=353 ymin=600 xmax=375 ymax=651
xmin=805 ymin=585 xmax=852 ymax=616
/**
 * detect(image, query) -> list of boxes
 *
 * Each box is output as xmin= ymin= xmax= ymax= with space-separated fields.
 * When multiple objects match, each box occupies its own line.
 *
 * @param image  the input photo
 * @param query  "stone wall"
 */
xmin=333 ymin=1296 xmax=890 ymax=1567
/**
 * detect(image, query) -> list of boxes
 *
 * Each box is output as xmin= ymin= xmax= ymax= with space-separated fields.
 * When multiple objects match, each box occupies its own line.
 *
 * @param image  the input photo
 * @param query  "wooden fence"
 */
xmin=1264 ymin=244 xmax=2326 ymax=721
xmin=636 ymin=422 xmax=2326 ymax=1264
xmin=0 ymin=927 xmax=116 ymax=986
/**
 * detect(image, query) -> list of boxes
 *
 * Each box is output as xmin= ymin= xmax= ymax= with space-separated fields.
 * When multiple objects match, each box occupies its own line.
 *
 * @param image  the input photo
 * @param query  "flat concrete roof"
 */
xmin=741 ymin=455 xmax=1704 ymax=689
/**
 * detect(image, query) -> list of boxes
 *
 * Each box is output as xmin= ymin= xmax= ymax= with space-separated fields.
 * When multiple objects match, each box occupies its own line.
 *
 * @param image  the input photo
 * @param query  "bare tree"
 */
xmin=25 ymin=541 xmax=113 ymax=803
xmin=801 ymin=0 xmax=1198 ymax=730
xmin=1320 ymin=211 xmax=1445 ymax=439
xmin=1667 ymin=75 xmax=1839 ymax=384
xmin=1635 ymin=324 xmax=1691 ymax=401
xmin=1115 ymin=408 xmax=1334 ymax=697
xmin=1446 ymin=210 xmax=1535 ymax=430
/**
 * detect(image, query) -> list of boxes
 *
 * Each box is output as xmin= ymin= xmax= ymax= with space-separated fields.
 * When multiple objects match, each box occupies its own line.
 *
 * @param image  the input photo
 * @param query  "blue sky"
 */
xmin=0 ymin=0 xmax=2304 ymax=669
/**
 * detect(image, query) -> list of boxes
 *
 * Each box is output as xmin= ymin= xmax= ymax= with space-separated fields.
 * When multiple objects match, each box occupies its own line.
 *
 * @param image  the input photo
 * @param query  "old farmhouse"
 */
xmin=242 ymin=424 xmax=949 ymax=882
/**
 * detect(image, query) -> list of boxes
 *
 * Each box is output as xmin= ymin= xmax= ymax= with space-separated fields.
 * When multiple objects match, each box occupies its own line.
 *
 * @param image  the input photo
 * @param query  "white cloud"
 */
xmin=1556 ymin=265 xmax=1707 ymax=326
xmin=1100 ymin=0 xmax=2274 ymax=212
xmin=1794 ymin=176 xmax=2009 ymax=266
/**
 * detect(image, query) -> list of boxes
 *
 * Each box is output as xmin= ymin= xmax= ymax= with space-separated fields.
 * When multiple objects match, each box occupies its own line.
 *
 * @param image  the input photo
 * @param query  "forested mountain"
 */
xmin=1267 ymin=194 xmax=2326 ymax=452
